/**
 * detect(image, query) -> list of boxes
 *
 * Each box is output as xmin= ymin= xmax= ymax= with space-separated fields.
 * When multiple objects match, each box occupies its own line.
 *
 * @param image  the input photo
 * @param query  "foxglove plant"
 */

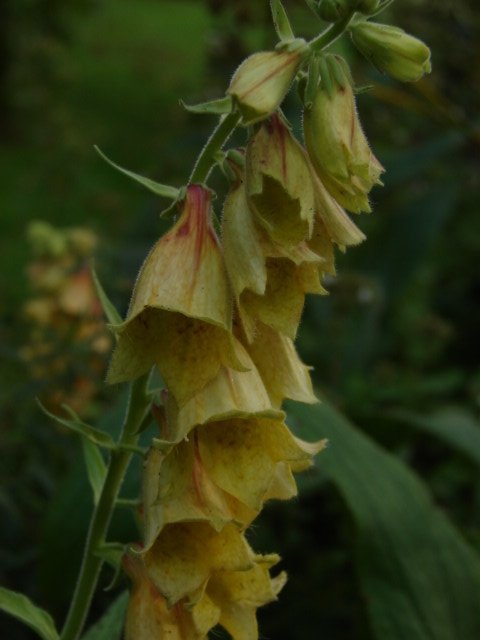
xmin=0 ymin=1 xmax=431 ymax=639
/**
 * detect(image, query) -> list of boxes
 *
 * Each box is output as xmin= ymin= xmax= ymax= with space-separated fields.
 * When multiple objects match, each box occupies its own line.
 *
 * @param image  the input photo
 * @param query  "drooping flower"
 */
xmin=303 ymin=56 xmax=384 ymax=213
xmin=351 ymin=21 xmax=432 ymax=83
xmin=241 ymin=321 xmax=318 ymax=408
xmin=246 ymin=114 xmax=315 ymax=247
xmin=227 ymin=42 xmax=307 ymax=125
xmin=107 ymin=185 xmax=248 ymax=405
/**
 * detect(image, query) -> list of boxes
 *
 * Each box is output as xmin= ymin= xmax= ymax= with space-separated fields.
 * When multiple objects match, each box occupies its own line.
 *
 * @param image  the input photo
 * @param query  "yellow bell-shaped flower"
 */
xmin=107 ymin=184 xmax=247 ymax=405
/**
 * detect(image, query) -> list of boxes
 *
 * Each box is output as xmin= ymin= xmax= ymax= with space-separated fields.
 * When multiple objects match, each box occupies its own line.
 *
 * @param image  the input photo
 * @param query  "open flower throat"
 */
xmin=114 ymin=113 xmax=370 ymax=638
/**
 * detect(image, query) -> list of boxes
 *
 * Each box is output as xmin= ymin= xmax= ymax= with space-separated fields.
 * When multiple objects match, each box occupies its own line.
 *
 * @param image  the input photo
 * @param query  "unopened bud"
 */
xmin=351 ymin=21 xmax=431 ymax=82
xmin=227 ymin=40 xmax=307 ymax=125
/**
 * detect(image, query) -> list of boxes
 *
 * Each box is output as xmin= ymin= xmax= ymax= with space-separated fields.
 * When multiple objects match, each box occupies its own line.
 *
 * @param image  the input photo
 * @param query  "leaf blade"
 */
xmin=0 ymin=587 xmax=60 ymax=640
xmin=94 ymin=146 xmax=179 ymax=200
xmin=288 ymin=399 xmax=480 ymax=640
xmin=38 ymin=401 xmax=116 ymax=449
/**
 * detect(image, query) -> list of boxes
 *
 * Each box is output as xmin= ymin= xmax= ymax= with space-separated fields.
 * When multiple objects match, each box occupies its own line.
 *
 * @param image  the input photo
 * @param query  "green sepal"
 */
xmin=270 ymin=0 xmax=295 ymax=42
xmin=318 ymin=55 xmax=334 ymax=97
xmin=82 ymin=438 xmax=107 ymax=506
xmin=90 ymin=266 xmax=122 ymax=327
xmin=94 ymin=146 xmax=179 ymax=200
xmin=0 ymin=587 xmax=60 ymax=640
xmin=38 ymin=401 xmax=116 ymax=450
xmin=180 ymin=95 xmax=233 ymax=115
xmin=328 ymin=54 xmax=353 ymax=89
xmin=94 ymin=544 xmax=128 ymax=593
xmin=95 ymin=542 xmax=126 ymax=569
xmin=159 ymin=186 xmax=186 ymax=218
xmin=305 ymin=56 xmax=321 ymax=107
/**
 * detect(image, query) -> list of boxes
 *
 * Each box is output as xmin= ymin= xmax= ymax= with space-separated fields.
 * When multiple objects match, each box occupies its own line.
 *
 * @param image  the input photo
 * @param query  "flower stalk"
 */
xmin=52 ymin=3 xmax=431 ymax=640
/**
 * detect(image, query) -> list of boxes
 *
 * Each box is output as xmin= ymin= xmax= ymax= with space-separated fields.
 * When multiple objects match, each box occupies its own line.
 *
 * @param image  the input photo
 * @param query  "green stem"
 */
xmin=60 ymin=374 xmax=151 ymax=640
xmin=309 ymin=11 xmax=356 ymax=52
xmin=189 ymin=111 xmax=240 ymax=184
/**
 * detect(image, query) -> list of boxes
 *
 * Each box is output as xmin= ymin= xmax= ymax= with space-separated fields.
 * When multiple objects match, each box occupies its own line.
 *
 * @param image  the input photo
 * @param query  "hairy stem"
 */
xmin=189 ymin=111 xmax=240 ymax=184
xmin=60 ymin=375 xmax=151 ymax=640
xmin=309 ymin=11 xmax=356 ymax=52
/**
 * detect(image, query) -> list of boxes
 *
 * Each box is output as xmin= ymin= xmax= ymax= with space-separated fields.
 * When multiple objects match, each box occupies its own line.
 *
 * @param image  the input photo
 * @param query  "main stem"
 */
xmin=189 ymin=111 xmax=240 ymax=184
xmin=61 ymin=374 xmax=151 ymax=640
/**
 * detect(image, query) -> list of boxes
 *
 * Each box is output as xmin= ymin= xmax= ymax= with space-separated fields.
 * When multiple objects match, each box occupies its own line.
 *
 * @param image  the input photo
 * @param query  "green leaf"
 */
xmin=180 ymin=95 xmax=233 ymax=115
xmin=270 ymin=0 xmax=295 ymax=41
xmin=94 ymin=146 xmax=179 ymax=200
xmin=38 ymin=401 xmax=116 ymax=449
xmin=0 ymin=587 xmax=60 ymax=640
xmin=80 ymin=592 xmax=128 ymax=640
xmin=82 ymin=438 xmax=107 ymax=505
xmin=288 ymin=399 xmax=480 ymax=640
xmin=91 ymin=267 xmax=122 ymax=327
xmin=388 ymin=406 xmax=480 ymax=469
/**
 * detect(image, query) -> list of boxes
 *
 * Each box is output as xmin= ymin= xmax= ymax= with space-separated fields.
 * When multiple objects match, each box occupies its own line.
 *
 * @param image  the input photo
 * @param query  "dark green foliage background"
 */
xmin=0 ymin=1 xmax=479 ymax=638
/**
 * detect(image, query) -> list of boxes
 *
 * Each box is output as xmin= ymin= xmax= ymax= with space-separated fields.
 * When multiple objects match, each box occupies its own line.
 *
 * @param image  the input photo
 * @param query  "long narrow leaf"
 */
xmin=288 ymin=400 xmax=480 ymax=640
xmin=388 ymin=406 xmax=480 ymax=469
xmin=95 ymin=147 xmax=179 ymax=200
xmin=39 ymin=401 xmax=116 ymax=449
xmin=91 ymin=267 xmax=122 ymax=327
xmin=270 ymin=0 xmax=295 ymax=41
xmin=0 ymin=587 xmax=60 ymax=640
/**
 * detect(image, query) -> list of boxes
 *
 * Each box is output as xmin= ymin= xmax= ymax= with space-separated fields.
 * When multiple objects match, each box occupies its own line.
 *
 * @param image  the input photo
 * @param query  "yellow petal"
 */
xmin=163 ymin=339 xmax=283 ymax=442
xmin=242 ymin=321 xmax=317 ymax=407
xmin=142 ymin=442 xmax=258 ymax=549
xmin=310 ymin=166 xmax=366 ymax=247
xmin=108 ymin=309 xmax=248 ymax=405
xmin=207 ymin=555 xmax=287 ymax=640
xmin=240 ymin=258 xmax=309 ymax=341
xmin=144 ymin=522 xmax=253 ymax=606
xmin=123 ymin=553 xmax=220 ymax=640
xmin=198 ymin=417 xmax=321 ymax=511
xmin=222 ymin=175 xmax=267 ymax=300
xmin=246 ymin=114 xmax=315 ymax=246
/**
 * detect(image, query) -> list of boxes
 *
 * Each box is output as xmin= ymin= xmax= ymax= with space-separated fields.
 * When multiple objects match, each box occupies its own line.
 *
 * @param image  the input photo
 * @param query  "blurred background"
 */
xmin=0 ymin=1 xmax=479 ymax=638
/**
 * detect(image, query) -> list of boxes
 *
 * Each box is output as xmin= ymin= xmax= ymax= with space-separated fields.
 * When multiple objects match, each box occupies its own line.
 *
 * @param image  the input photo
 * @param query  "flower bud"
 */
xmin=303 ymin=64 xmax=384 ymax=213
xmin=227 ymin=40 xmax=307 ymax=125
xmin=351 ymin=22 xmax=432 ymax=83
xmin=246 ymin=114 xmax=315 ymax=246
